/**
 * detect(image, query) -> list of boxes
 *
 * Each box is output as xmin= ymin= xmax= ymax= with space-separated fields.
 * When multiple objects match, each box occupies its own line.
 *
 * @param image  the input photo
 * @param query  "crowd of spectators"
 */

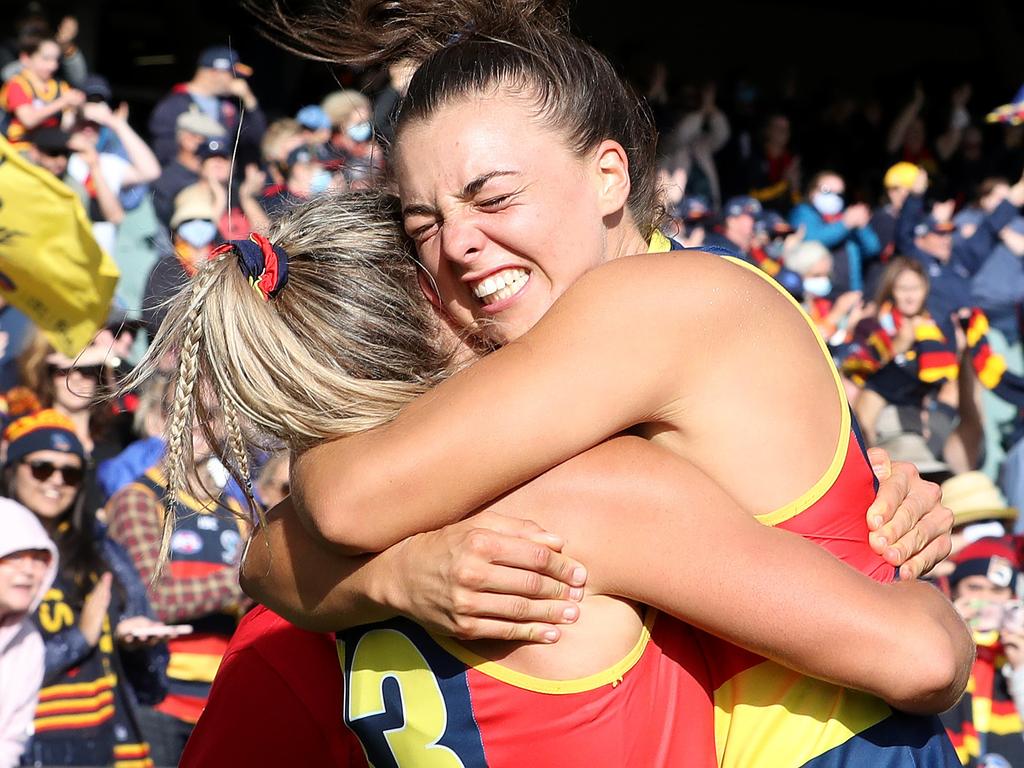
xmin=1 ymin=5 xmax=1024 ymax=767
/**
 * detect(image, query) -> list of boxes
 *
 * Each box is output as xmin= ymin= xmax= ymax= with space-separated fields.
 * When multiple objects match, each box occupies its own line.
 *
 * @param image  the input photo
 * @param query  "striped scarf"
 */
xmin=841 ymin=306 xmax=1024 ymax=409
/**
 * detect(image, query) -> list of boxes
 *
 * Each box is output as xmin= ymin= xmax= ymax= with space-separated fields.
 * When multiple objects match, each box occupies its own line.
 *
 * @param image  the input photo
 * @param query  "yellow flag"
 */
xmin=0 ymin=136 xmax=119 ymax=356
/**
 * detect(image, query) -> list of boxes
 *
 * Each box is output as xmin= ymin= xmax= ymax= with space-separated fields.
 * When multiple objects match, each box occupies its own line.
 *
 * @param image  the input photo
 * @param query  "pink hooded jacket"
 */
xmin=0 ymin=498 xmax=57 ymax=768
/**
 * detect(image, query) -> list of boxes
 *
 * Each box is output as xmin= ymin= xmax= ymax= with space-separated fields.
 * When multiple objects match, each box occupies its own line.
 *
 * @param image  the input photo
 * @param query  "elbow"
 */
xmin=291 ymin=481 xmax=382 ymax=557
xmin=139 ymin=167 xmax=160 ymax=184
xmin=886 ymin=622 xmax=973 ymax=714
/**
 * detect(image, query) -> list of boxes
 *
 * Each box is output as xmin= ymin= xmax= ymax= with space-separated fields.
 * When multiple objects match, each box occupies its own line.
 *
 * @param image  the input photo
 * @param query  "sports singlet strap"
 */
xmin=648 ymin=230 xmax=739 ymax=258
xmin=648 ymin=230 xmax=853 ymax=529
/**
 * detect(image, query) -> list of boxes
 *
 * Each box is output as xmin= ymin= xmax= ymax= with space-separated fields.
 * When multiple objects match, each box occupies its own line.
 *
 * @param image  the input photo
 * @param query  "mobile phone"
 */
xmin=1003 ymin=600 xmax=1024 ymax=635
xmin=125 ymin=624 xmax=193 ymax=639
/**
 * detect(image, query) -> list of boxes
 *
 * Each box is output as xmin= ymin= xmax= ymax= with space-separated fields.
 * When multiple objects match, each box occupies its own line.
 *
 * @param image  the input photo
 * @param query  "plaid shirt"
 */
xmin=107 ymin=483 xmax=245 ymax=624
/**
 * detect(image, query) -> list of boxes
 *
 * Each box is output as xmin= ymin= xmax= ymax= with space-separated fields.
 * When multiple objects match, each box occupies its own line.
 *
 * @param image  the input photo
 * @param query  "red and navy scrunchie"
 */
xmin=211 ymin=232 xmax=289 ymax=301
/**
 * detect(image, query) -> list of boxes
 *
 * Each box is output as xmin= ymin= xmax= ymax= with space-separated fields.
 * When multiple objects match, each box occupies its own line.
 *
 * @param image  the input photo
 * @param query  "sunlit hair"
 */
xmin=321 ymin=90 xmax=371 ymax=128
xmin=249 ymin=0 xmax=664 ymax=237
xmin=121 ymin=191 xmax=458 ymax=564
xmin=260 ymin=117 xmax=302 ymax=164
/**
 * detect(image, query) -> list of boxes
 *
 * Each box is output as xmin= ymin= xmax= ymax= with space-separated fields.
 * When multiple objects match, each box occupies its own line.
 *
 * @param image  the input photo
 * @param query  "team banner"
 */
xmin=0 ymin=135 xmax=119 ymax=356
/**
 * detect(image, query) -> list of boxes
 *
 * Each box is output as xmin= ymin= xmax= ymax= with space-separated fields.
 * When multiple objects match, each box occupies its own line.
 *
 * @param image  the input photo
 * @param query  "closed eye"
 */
xmin=477 ymin=192 xmax=518 ymax=211
xmin=409 ymin=220 xmax=439 ymax=242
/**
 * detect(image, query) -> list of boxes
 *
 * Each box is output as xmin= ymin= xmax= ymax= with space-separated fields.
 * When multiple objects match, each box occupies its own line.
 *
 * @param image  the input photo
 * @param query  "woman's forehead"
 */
xmin=395 ymin=96 xmax=572 ymax=193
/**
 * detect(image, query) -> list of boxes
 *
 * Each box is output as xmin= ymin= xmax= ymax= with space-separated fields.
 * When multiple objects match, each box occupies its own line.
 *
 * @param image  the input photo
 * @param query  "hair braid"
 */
xmin=158 ymin=267 xmax=219 ymax=574
xmin=220 ymin=395 xmax=264 ymax=527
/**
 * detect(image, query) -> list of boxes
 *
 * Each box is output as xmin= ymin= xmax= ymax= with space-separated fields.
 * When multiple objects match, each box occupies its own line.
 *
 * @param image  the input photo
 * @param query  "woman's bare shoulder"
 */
xmin=560 ymin=250 xmax=795 ymax=331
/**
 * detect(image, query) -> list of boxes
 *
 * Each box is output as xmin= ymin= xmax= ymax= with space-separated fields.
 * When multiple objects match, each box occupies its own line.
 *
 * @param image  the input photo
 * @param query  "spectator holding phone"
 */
xmin=943 ymin=537 xmax=1024 ymax=767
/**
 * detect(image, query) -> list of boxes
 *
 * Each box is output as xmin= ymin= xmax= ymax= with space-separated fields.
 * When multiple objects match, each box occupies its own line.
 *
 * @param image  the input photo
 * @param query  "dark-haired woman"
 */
xmin=247 ymin=2 xmax=962 ymax=765
xmin=3 ymin=410 xmax=167 ymax=767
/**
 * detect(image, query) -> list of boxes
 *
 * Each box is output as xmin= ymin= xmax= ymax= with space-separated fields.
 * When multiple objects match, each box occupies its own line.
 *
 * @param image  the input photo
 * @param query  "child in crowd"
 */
xmin=0 ymin=499 xmax=57 ymax=768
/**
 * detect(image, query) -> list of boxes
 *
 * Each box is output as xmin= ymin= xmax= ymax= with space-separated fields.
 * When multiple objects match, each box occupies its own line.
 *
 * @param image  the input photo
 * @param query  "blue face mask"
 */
xmin=346 ymin=121 xmax=373 ymax=143
xmin=802 ymin=276 xmax=833 ymax=298
xmin=177 ymin=219 xmax=218 ymax=248
xmin=811 ymin=191 xmax=844 ymax=217
xmin=310 ymin=168 xmax=333 ymax=195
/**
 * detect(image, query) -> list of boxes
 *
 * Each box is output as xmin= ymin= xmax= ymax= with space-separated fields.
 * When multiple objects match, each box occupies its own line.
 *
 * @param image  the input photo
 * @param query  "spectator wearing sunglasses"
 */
xmin=1 ymin=409 xmax=168 ymax=768
xmin=16 ymin=334 xmax=133 ymax=515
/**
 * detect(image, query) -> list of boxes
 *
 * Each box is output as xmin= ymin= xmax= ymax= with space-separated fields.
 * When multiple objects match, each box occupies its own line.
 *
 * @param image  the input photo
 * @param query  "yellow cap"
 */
xmin=884 ymin=162 xmax=920 ymax=190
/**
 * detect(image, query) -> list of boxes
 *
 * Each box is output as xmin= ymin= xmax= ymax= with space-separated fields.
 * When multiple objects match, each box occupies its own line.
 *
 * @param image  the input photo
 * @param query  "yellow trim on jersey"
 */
xmin=713 ymin=659 xmax=892 ymax=768
xmin=166 ymin=651 xmax=223 ymax=683
xmin=431 ymin=608 xmax=658 ymax=695
xmin=648 ymin=230 xmax=673 ymax=253
xmin=141 ymin=466 xmax=247 ymax=521
xmin=718 ymin=256 xmax=852 ymax=527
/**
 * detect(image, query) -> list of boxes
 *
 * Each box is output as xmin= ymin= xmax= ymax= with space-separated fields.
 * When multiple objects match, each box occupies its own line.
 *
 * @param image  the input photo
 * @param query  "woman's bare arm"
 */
xmin=506 ymin=436 xmax=971 ymax=714
xmin=253 ymin=436 xmax=970 ymax=713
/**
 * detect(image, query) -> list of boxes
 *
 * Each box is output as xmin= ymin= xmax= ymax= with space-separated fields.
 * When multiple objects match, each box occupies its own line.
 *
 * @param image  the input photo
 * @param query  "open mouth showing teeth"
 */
xmin=471 ymin=268 xmax=530 ymax=306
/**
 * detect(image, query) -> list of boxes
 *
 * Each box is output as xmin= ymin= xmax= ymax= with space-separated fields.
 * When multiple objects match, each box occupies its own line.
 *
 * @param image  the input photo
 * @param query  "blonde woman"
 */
xmin=131 ymin=192 xmax=969 ymax=765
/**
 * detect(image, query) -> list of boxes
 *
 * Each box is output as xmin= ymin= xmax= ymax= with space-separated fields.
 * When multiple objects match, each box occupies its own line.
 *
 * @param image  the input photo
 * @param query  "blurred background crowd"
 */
xmin=1 ymin=1 xmax=1024 ymax=767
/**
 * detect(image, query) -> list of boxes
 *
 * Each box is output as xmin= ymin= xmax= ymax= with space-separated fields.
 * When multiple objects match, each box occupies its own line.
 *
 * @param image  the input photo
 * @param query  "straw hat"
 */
xmin=941 ymin=471 xmax=1018 ymax=527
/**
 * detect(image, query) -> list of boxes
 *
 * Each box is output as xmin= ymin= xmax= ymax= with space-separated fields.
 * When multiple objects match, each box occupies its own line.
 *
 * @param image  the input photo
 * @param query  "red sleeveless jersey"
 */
xmin=694 ymin=258 xmax=959 ymax=768
xmin=336 ymin=608 xmax=718 ymax=767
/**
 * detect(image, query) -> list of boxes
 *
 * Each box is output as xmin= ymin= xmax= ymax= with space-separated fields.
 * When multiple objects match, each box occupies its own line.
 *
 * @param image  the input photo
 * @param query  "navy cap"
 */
xmin=285 ymin=146 xmax=314 ymax=168
xmin=723 ymin=196 xmax=762 ymax=219
xmin=82 ymin=74 xmax=112 ymax=103
xmin=914 ymin=216 xmax=956 ymax=238
xmin=677 ymin=195 xmax=711 ymax=222
xmin=26 ymin=126 xmax=71 ymax=154
xmin=197 ymin=46 xmax=252 ymax=77
xmin=196 ymin=137 xmax=232 ymax=160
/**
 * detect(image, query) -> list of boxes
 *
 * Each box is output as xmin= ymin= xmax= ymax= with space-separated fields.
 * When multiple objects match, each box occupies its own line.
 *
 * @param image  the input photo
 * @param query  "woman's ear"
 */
xmin=415 ymin=267 xmax=443 ymax=311
xmin=593 ymin=139 xmax=632 ymax=217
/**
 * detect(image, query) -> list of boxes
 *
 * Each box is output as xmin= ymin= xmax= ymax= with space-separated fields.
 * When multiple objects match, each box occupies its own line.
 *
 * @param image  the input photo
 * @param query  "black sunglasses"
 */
xmin=48 ymin=364 xmax=104 ymax=379
xmin=22 ymin=460 xmax=84 ymax=487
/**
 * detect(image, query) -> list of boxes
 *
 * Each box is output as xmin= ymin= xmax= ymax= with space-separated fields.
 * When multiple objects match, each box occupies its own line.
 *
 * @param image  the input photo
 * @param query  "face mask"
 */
xmin=811 ymin=191 xmax=844 ymax=217
xmin=803 ymin=276 xmax=832 ymax=298
xmin=310 ymin=168 xmax=333 ymax=195
xmin=176 ymin=219 xmax=218 ymax=249
xmin=346 ymin=121 xmax=373 ymax=143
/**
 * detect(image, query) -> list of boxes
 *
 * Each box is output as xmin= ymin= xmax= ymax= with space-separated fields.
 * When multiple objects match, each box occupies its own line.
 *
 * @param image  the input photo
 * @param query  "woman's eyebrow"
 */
xmin=460 ymin=170 xmax=520 ymax=199
xmin=402 ymin=170 xmax=521 ymax=218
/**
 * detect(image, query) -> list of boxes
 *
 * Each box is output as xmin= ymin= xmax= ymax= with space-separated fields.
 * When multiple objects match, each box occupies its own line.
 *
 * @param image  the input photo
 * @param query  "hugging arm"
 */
xmin=248 ymin=435 xmax=970 ymax=713
xmin=516 ymin=436 xmax=970 ymax=714
xmin=292 ymin=253 xmax=949 ymax=576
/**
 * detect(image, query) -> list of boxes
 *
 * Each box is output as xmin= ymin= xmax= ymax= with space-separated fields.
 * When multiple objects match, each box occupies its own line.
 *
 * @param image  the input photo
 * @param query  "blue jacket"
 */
xmin=971 ymin=238 xmax=1024 ymax=345
xmin=896 ymin=195 xmax=1017 ymax=334
xmin=789 ymin=203 xmax=881 ymax=295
